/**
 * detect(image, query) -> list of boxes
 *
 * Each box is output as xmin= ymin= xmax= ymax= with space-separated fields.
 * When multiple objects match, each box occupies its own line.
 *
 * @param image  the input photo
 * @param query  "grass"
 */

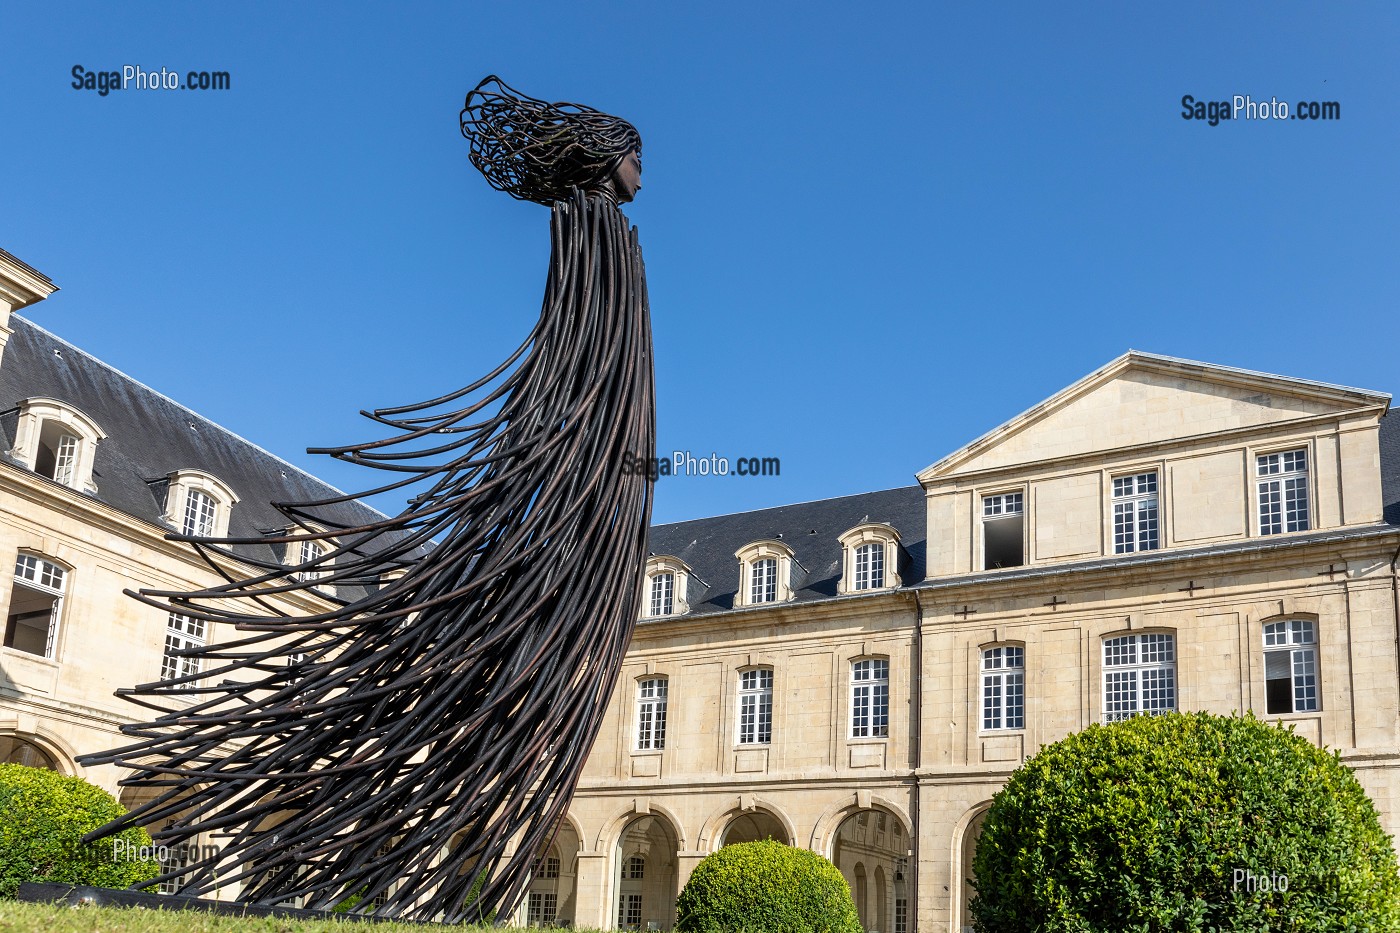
xmin=0 ymin=900 xmax=568 ymax=933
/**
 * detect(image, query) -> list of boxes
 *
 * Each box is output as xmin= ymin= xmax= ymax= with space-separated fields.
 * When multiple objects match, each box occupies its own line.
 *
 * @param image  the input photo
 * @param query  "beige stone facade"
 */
xmin=560 ymin=353 xmax=1400 ymax=933
xmin=2 ymin=248 xmax=1398 ymax=932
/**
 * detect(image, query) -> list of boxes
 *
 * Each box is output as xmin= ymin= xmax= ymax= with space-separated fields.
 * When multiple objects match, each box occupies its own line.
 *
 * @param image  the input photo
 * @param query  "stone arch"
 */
xmin=697 ymin=796 xmax=797 ymax=852
xmin=595 ymin=799 xmax=688 ymax=854
xmin=612 ymin=811 xmax=681 ymax=930
xmin=951 ymin=801 xmax=994 ymax=933
xmin=0 ymin=728 xmax=77 ymax=775
xmin=809 ymin=792 xmax=914 ymax=857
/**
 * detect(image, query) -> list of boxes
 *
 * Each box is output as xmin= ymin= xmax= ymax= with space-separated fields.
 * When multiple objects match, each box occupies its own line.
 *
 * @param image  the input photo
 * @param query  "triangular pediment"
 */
xmin=919 ymin=351 xmax=1390 ymax=480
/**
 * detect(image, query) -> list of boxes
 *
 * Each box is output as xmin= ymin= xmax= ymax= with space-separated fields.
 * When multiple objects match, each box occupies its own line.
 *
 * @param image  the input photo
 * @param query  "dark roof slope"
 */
xmin=0 ymin=315 xmax=397 ymax=566
xmin=1381 ymin=409 xmax=1400 ymax=526
xmin=646 ymin=485 xmax=926 ymax=617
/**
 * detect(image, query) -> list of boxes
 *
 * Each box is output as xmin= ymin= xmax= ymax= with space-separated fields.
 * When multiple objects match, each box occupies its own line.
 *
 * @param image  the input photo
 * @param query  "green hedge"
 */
xmin=676 ymin=839 xmax=861 ymax=933
xmin=0 ymin=763 xmax=160 ymax=897
xmin=970 ymin=712 xmax=1400 ymax=932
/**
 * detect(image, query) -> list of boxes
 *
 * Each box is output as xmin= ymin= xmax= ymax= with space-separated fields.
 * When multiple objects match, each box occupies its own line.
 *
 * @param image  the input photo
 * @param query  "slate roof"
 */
xmin=1381 ymin=408 xmax=1400 ymax=526
xmin=0 ymin=315 xmax=400 ymax=567
xmin=645 ymin=485 xmax=927 ymax=618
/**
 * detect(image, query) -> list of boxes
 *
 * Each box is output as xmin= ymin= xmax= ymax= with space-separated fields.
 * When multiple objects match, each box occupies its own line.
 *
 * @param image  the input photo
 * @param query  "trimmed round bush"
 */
xmin=0 ymin=763 xmax=159 ymax=897
xmin=676 ymin=839 xmax=861 ymax=933
xmin=970 ymin=712 xmax=1400 ymax=932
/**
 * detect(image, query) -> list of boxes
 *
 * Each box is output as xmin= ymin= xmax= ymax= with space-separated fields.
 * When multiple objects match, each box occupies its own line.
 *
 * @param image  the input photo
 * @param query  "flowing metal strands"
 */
xmin=77 ymin=77 xmax=653 ymax=923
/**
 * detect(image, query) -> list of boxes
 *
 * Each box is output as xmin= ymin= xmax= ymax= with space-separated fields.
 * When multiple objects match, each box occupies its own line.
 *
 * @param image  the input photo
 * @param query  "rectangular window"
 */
xmin=1257 ymin=449 xmax=1309 ymax=535
xmin=618 ymin=892 xmax=642 ymax=928
xmin=160 ymin=612 xmax=207 ymax=685
xmin=5 ymin=554 xmax=66 ymax=658
xmin=158 ymin=841 xmax=197 ymax=895
xmin=738 ymin=668 xmax=773 ymax=744
xmin=648 ymin=572 xmax=674 ymax=617
xmin=295 ymin=539 xmax=326 ymax=583
xmin=894 ymin=897 xmax=909 ymax=933
xmin=533 ymin=855 xmax=560 ymax=879
xmin=182 ymin=489 xmax=217 ymax=537
xmin=636 ymin=677 xmax=668 ymax=750
xmin=528 ymin=891 xmax=558 ymax=925
xmin=850 ymin=658 xmax=890 ymax=738
xmin=1103 ymin=633 xmax=1176 ymax=723
xmin=1112 ymin=472 xmax=1159 ymax=553
xmin=1264 ymin=620 xmax=1319 ymax=714
xmin=982 ymin=646 xmax=1025 ymax=730
xmin=854 ymin=543 xmax=885 ymax=591
xmin=51 ymin=434 xmax=79 ymax=487
xmin=982 ymin=492 xmax=1024 ymax=569
xmin=750 ymin=558 xmax=777 ymax=604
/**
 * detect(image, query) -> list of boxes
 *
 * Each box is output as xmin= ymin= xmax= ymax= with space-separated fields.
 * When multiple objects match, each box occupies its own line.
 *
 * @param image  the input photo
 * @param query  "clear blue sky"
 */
xmin=3 ymin=2 xmax=1397 ymax=524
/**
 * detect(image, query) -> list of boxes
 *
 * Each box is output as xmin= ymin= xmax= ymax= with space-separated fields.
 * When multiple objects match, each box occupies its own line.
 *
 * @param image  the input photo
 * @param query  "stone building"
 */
xmin=2 ymin=248 xmax=1399 ymax=931
xmin=557 ymin=352 xmax=1400 ymax=932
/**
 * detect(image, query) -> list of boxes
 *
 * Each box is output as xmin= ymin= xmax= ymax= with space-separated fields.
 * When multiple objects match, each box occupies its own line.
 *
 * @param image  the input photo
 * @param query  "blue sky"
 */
xmin=3 ymin=2 xmax=1397 ymax=524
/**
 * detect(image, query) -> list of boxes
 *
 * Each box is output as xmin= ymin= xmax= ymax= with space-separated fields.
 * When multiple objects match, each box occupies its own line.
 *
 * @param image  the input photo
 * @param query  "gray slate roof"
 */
xmin=0 ymin=315 xmax=396 ymax=567
xmin=1380 ymin=409 xmax=1400 ymax=526
xmin=645 ymin=485 xmax=927 ymax=617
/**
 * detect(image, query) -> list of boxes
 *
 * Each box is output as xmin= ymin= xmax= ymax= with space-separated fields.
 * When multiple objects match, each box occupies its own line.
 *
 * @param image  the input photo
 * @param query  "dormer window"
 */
xmin=734 ymin=541 xmax=795 ymax=607
xmin=295 ymin=539 xmax=327 ymax=583
xmin=641 ymin=556 xmax=691 ymax=618
xmin=837 ymin=524 xmax=902 ymax=595
xmin=182 ymin=489 xmax=217 ymax=537
xmin=162 ymin=471 xmax=238 ymax=538
xmin=8 ymin=398 xmax=106 ymax=494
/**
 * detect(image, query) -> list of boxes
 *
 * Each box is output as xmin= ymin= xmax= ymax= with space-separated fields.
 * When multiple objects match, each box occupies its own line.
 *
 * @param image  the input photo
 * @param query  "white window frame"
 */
xmin=618 ymin=891 xmax=642 ymax=928
xmin=837 ymin=523 xmax=902 ymax=595
xmin=981 ymin=645 xmax=1025 ymax=731
xmin=1102 ymin=632 xmax=1176 ymax=723
xmin=734 ymin=541 xmax=794 ymax=607
xmin=160 ymin=612 xmax=207 ymax=686
xmin=1112 ymin=471 xmax=1159 ymax=554
xmin=294 ymin=538 xmax=327 ymax=583
xmin=641 ymin=556 xmax=691 ymax=618
xmin=528 ymin=890 xmax=558 ymax=925
xmin=7 ymin=397 xmax=106 ymax=494
xmin=1256 ymin=448 xmax=1310 ymax=535
xmin=1263 ymin=620 xmax=1319 ymax=714
xmin=6 ymin=554 xmax=67 ymax=659
xmin=648 ymin=572 xmax=674 ymax=617
xmin=981 ymin=489 xmax=1026 ymax=569
xmin=737 ymin=667 xmax=773 ymax=745
xmin=163 ymin=470 xmax=238 ymax=538
xmin=850 ymin=657 xmax=890 ymax=738
xmin=636 ymin=677 xmax=668 ymax=750
xmin=182 ymin=488 xmax=218 ymax=537
xmin=750 ymin=557 xmax=777 ymax=604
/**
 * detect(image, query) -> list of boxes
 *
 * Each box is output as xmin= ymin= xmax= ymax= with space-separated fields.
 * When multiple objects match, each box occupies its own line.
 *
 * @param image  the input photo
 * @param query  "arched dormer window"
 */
xmin=641 ymin=556 xmax=691 ymax=618
xmin=734 ymin=540 xmax=794 ymax=607
xmin=837 ymin=523 xmax=902 ymax=595
xmin=7 ymin=398 xmax=105 ymax=494
xmin=162 ymin=470 xmax=238 ymax=538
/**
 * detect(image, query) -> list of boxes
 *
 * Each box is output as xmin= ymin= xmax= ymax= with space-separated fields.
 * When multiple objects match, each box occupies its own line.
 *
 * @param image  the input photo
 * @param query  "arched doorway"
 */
xmin=720 ymin=810 xmax=789 ymax=847
xmin=0 ymin=734 xmax=59 ymax=770
xmin=832 ymin=808 xmax=909 ymax=933
xmin=525 ymin=822 xmax=581 ymax=927
xmin=614 ymin=815 xmax=679 ymax=930
xmin=959 ymin=810 xmax=989 ymax=933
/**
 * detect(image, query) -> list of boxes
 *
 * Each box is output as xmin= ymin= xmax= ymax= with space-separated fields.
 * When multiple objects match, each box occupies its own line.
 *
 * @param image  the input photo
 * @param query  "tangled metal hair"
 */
xmin=461 ymin=75 xmax=641 ymax=205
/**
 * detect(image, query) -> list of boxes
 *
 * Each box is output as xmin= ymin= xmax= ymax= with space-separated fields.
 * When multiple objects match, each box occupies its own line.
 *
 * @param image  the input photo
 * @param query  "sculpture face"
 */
xmin=611 ymin=150 xmax=642 ymax=203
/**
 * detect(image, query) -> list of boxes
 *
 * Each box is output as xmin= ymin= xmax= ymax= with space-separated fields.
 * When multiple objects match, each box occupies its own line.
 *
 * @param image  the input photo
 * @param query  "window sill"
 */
xmin=0 ymin=647 xmax=59 ymax=667
xmin=847 ymin=735 xmax=890 ymax=744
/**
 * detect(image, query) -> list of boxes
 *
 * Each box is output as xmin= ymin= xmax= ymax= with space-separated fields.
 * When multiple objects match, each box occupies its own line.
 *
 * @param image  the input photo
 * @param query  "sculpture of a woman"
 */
xmin=79 ymin=76 xmax=654 ymax=923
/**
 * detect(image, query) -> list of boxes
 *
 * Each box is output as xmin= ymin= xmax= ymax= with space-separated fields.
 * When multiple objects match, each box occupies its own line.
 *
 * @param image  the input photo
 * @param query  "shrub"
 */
xmin=676 ymin=838 xmax=861 ymax=933
xmin=970 ymin=711 xmax=1400 ymax=932
xmin=0 ymin=763 xmax=159 ymax=898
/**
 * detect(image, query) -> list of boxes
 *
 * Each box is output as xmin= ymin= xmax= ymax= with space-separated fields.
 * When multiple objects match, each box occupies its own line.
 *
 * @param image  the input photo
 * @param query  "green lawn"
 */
xmin=0 ymin=901 xmax=506 ymax=933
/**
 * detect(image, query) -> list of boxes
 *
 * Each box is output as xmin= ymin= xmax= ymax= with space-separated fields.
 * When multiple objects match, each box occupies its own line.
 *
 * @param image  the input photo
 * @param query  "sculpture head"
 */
xmin=461 ymin=76 xmax=643 ymax=206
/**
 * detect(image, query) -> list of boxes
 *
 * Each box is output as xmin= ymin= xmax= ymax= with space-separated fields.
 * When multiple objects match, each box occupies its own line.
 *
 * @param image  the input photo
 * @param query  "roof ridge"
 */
xmin=650 ymin=483 xmax=921 ymax=529
xmin=12 ymin=313 xmax=387 ymax=517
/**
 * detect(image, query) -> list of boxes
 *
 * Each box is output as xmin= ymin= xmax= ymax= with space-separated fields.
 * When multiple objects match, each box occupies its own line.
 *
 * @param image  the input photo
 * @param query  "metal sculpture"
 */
xmin=78 ymin=75 xmax=654 ymax=923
